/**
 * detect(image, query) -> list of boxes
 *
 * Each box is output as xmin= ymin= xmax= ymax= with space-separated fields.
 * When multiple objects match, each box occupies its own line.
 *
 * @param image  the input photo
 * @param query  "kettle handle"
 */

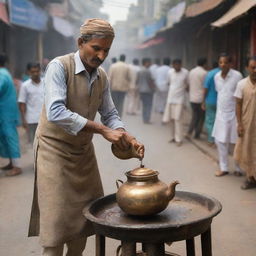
xmin=116 ymin=179 xmax=124 ymax=189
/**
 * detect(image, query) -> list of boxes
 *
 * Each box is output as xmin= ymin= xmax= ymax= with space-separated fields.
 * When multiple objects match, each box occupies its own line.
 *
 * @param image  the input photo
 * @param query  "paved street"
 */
xmin=0 ymin=113 xmax=256 ymax=256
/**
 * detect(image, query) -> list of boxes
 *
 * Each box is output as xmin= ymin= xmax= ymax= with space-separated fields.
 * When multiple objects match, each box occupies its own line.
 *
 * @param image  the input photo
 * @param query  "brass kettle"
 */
xmin=116 ymin=167 xmax=179 ymax=216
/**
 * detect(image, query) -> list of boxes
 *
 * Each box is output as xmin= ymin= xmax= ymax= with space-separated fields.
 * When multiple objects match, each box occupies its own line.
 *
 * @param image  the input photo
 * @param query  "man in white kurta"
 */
xmin=163 ymin=59 xmax=188 ymax=146
xmin=212 ymin=54 xmax=243 ymax=176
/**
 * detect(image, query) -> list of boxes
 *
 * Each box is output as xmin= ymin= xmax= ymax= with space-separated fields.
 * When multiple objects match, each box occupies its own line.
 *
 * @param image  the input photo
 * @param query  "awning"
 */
xmin=185 ymin=0 xmax=224 ymax=17
xmin=52 ymin=16 xmax=75 ymax=37
xmin=136 ymin=37 xmax=165 ymax=49
xmin=0 ymin=2 xmax=9 ymax=24
xmin=212 ymin=0 xmax=256 ymax=27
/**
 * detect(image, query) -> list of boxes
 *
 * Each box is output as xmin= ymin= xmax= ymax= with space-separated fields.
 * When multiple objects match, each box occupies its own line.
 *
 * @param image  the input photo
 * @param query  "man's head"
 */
xmin=163 ymin=57 xmax=171 ymax=66
xmin=246 ymin=56 xmax=256 ymax=82
xmin=142 ymin=58 xmax=151 ymax=68
xmin=0 ymin=53 xmax=7 ymax=67
xmin=133 ymin=58 xmax=139 ymax=66
xmin=111 ymin=57 xmax=117 ymax=64
xmin=120 ymin=54 xmax=126 ymax=62
xmin=27 ymin=62 xmax=41 ymax=82
xmin=172 ymin=59 xmax=182 ymax=72
xmin=218 ymin=53 xmax=232 ymax=73
xmin=197 ymin=57 xmax=207 ymax=68
xmin=78 ymin=18 xmax=115 ymax=71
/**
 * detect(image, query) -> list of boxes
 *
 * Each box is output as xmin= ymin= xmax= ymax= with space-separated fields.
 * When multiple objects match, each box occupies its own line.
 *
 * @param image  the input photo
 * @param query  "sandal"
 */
xmin=5 ymin=168 xmax=22 ymax=177
xmin=215 ymin=170 xmax=229 ymax=177
xmin=241 ymin=180 xmax=256 ymax=190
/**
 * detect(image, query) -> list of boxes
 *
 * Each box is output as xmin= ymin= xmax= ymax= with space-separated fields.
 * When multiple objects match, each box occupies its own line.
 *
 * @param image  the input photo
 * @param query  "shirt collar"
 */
xmin=74 ymin=51 xmax=99 ymax=79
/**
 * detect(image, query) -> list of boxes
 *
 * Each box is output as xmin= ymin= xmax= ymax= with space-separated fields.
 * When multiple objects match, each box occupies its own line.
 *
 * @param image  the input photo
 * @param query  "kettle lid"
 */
xmin=128 ymin=167 xmax=158 ymax=177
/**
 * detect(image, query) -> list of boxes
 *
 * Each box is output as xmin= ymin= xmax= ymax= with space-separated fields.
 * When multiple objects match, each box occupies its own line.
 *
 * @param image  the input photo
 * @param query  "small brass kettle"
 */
xmin=116 ymin=167 xmax=179 ymax=216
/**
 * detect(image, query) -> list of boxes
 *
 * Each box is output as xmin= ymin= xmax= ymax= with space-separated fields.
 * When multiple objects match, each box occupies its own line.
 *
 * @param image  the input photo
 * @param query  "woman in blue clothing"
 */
xmin=0 ymin=53 xmax=22 ymax=176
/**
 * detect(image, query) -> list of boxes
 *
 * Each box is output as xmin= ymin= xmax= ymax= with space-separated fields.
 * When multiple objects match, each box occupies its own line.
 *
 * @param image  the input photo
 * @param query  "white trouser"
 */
xmin=11 ymin=158 xmax=21 ymax=168
xmin=215 ymin=139 xmax=242 ymax=172
xmin=170 ymin=119 xmax=183 ymax=143
xmin=42 ymin=237 xmax=87 ymax=256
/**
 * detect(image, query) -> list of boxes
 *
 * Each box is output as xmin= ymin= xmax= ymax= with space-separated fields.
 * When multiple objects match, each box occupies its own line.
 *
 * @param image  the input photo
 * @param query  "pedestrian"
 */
xmin=108 ymin=54 xmax=131 ymax=117
xmin=234 ymin=56 xmax=256 ymax=189
xmin=0 ymin=53 xmax=22 ymax=176
xmin=187 ymin=57 xmax=207 ymax=139
xmin=28 ymin=18 xmax=144 ymax=256
xmin=163 ymin=59 xmax=189 ymax=146
xmin=18 ymin=62 xmax=44 ymax=144
xmin=136 ymin=58 xmax=155 ymax=124
xmin=126 ymin=58 xmax=140 ymax=115
xmin=155 ymin=57 xmax=171 ymax=114
xmin=149 ymin=58 xmax=160 ymax=82
xmin=202 ymin=62 xmax=220 ymax=146
xmin=212 ymin=53 xmax=243 ymax=177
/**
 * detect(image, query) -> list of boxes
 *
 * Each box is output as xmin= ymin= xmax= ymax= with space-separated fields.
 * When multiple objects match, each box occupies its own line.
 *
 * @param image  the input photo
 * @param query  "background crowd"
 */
xmin=0 ymin=51 xmax=256 ymax=190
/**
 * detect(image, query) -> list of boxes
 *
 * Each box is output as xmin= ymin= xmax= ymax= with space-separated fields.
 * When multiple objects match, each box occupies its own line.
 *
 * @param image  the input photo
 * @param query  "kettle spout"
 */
xmin=167 ymin=181 xmax=179 ymax=201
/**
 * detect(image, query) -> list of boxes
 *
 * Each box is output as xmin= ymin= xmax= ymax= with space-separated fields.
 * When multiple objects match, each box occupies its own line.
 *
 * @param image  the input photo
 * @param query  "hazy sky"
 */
xmin=101 ymin=0 xmax=138 ymax=25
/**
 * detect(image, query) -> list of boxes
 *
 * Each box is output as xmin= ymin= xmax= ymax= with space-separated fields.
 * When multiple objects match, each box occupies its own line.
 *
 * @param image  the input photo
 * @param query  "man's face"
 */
xmin=247 ymin=60 xmax=256 ymax=81
xmin=29 ymin=67 xmax=41 ymax=81
xmin=78 ymin=37 xmax=113 ymax=69
xmin=218 ymin=56 xmax=231 ymax=73
xmin=173 ymin=63 xmax=181 ymax=72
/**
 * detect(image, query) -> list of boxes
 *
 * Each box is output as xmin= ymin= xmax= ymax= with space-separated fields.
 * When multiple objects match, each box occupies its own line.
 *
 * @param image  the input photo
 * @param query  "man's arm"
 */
xmin=18 ymin=84 xmax=28 ymax=129
xmin=236 ymin=98 xmax=244 ymax=137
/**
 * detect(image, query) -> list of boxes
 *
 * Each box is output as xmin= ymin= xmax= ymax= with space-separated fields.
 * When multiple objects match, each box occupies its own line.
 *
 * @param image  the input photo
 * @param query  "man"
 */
xmin=163 ymin=59 xmax=189 ymax=146
xmin=0 ymin=53 xmax=22 ymax=176
xmin=212 ymin=53 xmax=243 ymax=177
xmin=28 ymin=19 xmax=144 ymax=256
xmin=187 ymin=58 xmax=207 ymax=139
xmin=18 ymin=62 xmax=44 ymax=143
xmin=108 ymin=54 xmax=131 ymax=117
xmin=155 ymin=57 xmax=171 ymax=113
xmin=202 ymin=62 xmax=220 ymax=145
xmin=234 ymin=57 xmax=256 ymax=189
xmin=136 ymin=58 xmax=155 ymax=124
xmin=126 ymin=58 xmax=140 ymax=115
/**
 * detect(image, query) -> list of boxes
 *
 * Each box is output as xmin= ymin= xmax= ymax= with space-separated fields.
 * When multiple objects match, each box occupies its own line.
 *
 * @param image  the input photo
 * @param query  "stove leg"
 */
xmin=121 ymin=241 xmax=136 ymax=256
xmin=144 ymin=243 xmax=165 ymax=256
xmin=186 ymin=238 xmax=195 ymax=256
xmin=201 ymin=227 xmax=212 ymax=256
xmin=96 ymin=235 xmax=105 ymax=256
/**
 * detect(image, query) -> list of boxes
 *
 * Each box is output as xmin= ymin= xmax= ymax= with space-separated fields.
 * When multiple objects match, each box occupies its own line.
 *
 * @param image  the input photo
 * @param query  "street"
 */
xmin=0 ymin=113 xmax=256 ymax=256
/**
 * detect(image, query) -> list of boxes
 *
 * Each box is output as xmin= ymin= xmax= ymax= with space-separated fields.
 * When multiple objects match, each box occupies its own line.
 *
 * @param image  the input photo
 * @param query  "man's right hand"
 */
xmin=22 ymin=121 xmax=28 ymax=130
xmin=102 ymin=128 xmax=129 ymax=150
xmin=237 ymin=124 xmax=244 ymax=137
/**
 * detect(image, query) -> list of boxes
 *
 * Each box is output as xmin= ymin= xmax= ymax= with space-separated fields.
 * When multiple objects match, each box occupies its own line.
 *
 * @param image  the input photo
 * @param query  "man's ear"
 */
xmin=78 ymin=37 xmax=83 ymax=48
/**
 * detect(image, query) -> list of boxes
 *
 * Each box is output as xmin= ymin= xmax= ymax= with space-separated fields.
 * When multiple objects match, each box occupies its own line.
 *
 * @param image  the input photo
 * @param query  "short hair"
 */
xmin=133 ymin=58 xmax=139 ymax=65
xmin=120 ymin=54 xmax=126 ymax=61
xmin=111 ymin=57 xmax=117 ymax=63
xmin=172 ymin=59 xmax=182 ymax=65
xmin=142 ymin=58 xmax=151 ymax=65
xmin=27 ymin=62 xmax=41 ymax=70
xmin=197 ymin=57 xmax=207 ymax=66
xmin=246 ymin=56 xmax=256 ymax=66
xmin=218 ymin=53 xmax=232 ymax=63
xmin=163 ymin=57 xmax=170 ymax=66
xmin=80 ymin=34 xmax=107 ymax=44
xmin=0 ymin=53 xmax=7 ymax=66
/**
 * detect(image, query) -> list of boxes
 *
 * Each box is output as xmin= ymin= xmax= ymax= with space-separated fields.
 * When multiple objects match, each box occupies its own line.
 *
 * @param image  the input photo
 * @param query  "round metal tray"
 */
xmin=85 ymin=191 xmax=222 ymax=243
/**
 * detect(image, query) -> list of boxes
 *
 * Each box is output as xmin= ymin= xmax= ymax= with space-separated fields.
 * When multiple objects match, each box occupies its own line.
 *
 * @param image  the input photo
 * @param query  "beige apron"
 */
xmin=234 ymin=78 xmax=256 ymax=179
xmin=28 ymin=53 xmax=106 ymax=247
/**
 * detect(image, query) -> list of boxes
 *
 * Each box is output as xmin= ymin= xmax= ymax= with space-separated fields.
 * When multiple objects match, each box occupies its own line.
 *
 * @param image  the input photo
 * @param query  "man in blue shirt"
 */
xmin=202 ymin=63 xmax=220 ymax=145
xmin=0 ymin=53 xmax=22 ymax=176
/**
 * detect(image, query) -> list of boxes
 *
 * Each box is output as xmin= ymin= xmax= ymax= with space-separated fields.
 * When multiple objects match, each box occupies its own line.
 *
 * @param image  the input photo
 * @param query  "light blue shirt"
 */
xmin=44 ymin=51 xmax=124 ymax=135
